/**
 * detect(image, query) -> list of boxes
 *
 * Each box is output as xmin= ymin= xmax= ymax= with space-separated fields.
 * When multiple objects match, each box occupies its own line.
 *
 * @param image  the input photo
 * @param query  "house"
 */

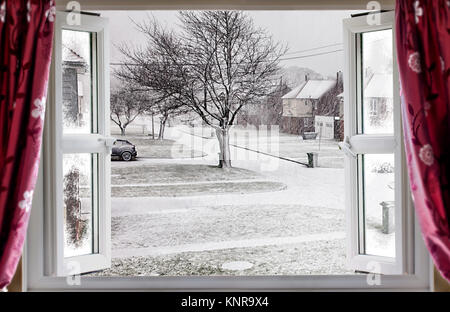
xmin=364 ymin=73 xmax=393 ymax=128
xmin=236 ymin=81 xmax=290 ymax=128
xmin=281 ymin=72 xmax=343 ymax=139
xmin=62 ymin=45 xmax=90 ymax=128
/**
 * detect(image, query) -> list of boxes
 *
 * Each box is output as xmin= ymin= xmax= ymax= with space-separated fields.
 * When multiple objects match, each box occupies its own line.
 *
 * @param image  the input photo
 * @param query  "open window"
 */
xmin=26 ymin=6 xmax=430 ymax=291
xmin=343 ymin=11 xmax=411 ymax=275
xmin=45 ymin=12 xmax=111 ymax=276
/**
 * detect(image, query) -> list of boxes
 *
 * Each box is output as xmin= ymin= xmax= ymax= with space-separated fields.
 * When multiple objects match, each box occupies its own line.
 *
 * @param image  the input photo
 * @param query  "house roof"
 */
xmin=281 ymin=82 xmax=306 ymax=99
xmin=281 ymin=80 xmax=336 ymax=100
xmin=364 ymin=73 xmax=393 ymax=98
xmin=62 ymin=44 xmax=86 ymax=65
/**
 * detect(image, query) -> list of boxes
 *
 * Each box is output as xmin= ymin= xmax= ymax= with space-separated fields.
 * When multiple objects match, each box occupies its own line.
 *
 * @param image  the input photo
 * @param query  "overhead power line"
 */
xmin=110 ymin=48 xmax=343 ymax=67
xmin=282 ymin=43 xmax=343 ymax=56
xmin=279 ymin=49 xmax=343 ymax=61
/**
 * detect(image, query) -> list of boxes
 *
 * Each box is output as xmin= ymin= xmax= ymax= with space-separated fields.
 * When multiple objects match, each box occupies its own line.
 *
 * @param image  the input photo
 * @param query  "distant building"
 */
xmin=281 ymin=72 xmax=343 ymax=139
xmin=336 ymin=91 xmax=344 ymax=141
xmin=237 ymin=81 xmax=290 ymax=128
xmin=363 ymin=73 xmax=393 ymax=127
xmin=62 ymin=45 xmax=90 ymax=128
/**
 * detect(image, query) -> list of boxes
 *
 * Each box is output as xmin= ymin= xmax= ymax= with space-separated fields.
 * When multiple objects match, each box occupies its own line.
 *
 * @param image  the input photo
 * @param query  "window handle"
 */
xmin=338 ymin=136 xmax=357 ymax=158
xmin=98 ymin=137 xmax=115 ymax=149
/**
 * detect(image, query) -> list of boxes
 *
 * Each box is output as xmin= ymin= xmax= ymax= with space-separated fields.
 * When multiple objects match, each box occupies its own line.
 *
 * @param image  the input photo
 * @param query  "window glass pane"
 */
xmin=63 ymin=153 xmax=99 ymax=257
xmin=360 ymin=29 xmax=393 ymax=134
xmin=359 ymin=154 xmax=395 ymax=258
xmin=62 ymin=29 xmax=97 ymax=134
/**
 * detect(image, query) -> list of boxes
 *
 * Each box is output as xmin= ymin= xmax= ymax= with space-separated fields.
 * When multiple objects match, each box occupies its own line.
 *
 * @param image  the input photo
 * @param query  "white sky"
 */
xmin=98 ymin=10 xmax=363 ymax=77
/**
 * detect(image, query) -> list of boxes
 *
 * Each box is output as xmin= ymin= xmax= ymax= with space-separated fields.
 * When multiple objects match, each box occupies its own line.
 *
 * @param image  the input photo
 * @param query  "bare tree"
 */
xmin=240 ymin=78 xmax=290 ymax=128
xmin=145 ymin=97 xmax=189 ymax=140
xmin=110 ymin=84 xmax=149 ymax=136
xmin=117 ymin=11 xmax=285 ymax=167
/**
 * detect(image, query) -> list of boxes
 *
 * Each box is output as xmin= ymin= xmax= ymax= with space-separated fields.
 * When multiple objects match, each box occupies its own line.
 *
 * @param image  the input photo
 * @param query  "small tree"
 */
xmin=144 ymin=97 xmax=189 ymax=140
xmin=110 ymin=84 xmax=149 ymax=136
xmin=64 ymin=167 xmax=87 ymax=247
xmin=115 ymin=51 xmax=188 ymax=140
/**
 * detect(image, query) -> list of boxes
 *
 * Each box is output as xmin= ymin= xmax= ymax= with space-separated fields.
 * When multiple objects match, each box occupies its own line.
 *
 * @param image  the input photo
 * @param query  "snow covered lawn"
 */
xmin=110 ymin=204 xmax=345 ymax=251
xmin=110 ymin=162 xmax=285 ymax=197
xmin=111 ymin=163 xmax=262 ymax=185
xmin=182 ymin=125 xmax=344 ymax=168
xmin=91 ymin=237 xmax=352 ymax=276
xmin=111 ymin=181 xmax=286 ymax=197
xmin=84 ymin=126 xmax=394 ymax=276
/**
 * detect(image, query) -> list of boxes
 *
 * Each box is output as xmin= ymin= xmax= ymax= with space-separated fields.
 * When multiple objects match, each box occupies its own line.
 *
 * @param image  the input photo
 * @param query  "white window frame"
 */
xmin=42 ymin=12 xmax=111 ymax=277
xmin=343 ymin=11 xmax=412 ymax=275
xmin=24 ymin=3 xmax=431 ymax=291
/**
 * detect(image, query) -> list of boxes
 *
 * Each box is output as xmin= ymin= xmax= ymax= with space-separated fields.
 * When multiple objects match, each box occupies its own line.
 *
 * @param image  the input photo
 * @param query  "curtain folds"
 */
xmin=0 ymin=0 xmax=54 ymax=289
xmin=395 ymin=0 xmax=450 ymax=281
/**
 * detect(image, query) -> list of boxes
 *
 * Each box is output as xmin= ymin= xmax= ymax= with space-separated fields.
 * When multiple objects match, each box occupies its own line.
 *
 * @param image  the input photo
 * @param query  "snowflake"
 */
xmin=419 ymin=144 xmax=434 ymax=166
xmin=408 ymin=52 xmax=422 ymax=73
xmin=18 ymin=190 xmax=34 ymax=213
xmin=31 ymin=97 xmax=46 ymax=120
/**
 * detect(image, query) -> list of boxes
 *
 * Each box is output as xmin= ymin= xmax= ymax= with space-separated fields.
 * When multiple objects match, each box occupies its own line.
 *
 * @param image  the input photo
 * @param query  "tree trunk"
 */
xmin=158 ymin=115 xmax=167 ymax=140
xmin=151 ymin=113 xmax=155 ymax=140
xmin=120 ymin=126 xmax=126 ymax=136
xmin=216 ymin=127 xmax=231 ymax=168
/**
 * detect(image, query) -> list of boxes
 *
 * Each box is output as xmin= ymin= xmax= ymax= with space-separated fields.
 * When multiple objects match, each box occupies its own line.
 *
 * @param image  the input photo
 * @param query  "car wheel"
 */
xmin=121 ymin=151 xmax=132 ymax=161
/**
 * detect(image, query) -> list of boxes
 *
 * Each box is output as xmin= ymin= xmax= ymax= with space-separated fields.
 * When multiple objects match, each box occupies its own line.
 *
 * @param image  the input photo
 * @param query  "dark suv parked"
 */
xmin=112 ymin=139 xmax=137 ymax=161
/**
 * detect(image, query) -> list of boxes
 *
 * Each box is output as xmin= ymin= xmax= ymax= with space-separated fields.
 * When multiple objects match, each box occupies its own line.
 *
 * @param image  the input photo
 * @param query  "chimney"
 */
xmin=305 ymin=74 xmax=309 ymax=82
xmin=336 ymin=71 xmax=343 ymax=83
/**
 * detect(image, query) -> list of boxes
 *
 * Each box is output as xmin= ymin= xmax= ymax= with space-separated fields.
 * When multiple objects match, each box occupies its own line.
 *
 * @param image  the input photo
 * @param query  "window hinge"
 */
xmin=338 ymin=136 xmax=357 ymax=158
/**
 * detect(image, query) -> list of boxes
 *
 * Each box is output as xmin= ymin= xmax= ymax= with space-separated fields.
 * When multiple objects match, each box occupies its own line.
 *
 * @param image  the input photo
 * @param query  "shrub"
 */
xmin=372 ymin=162 xmax=394 ymax=173
xmin=64 ymin=167 xmax=88 ymax=247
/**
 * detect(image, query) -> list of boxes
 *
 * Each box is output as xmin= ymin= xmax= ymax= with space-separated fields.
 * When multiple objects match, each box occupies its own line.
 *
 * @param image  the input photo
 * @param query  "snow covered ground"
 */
xmin=88 ymin=125 xmax=394 ymax=276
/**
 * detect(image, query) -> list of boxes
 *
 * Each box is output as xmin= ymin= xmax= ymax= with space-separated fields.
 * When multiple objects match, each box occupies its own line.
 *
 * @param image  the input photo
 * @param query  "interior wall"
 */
xmin=8 ymin=258 xmax=22 ymax=292
xmin=434 ymin=268 xmax=450 ymax=292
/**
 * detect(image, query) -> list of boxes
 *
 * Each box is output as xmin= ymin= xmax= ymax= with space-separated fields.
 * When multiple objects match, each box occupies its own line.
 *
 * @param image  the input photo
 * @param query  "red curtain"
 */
xmin=396 ymin=0 xmax=450 ymax=281
xmin=0 ymin=0 xmax=54 ymax=289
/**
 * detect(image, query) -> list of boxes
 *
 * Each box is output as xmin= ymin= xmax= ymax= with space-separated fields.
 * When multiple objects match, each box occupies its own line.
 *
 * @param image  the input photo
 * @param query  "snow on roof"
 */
xmin=297 ymin=80 xmax=336 ymax=99
xmin=62 ymin=44 xmax=86 ymax=64
xmin=281 ymin=82 xmax=306 ymax=99
xmin=281 ymin=80 xmax=336 ymax=100
xmin=364 ymin=73 xmax=393 ymax=98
